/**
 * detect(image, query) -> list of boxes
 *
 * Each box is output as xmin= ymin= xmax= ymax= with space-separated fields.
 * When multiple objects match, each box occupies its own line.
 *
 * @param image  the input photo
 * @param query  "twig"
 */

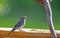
xmin=43 ymin=0 xmax=57 ymax=38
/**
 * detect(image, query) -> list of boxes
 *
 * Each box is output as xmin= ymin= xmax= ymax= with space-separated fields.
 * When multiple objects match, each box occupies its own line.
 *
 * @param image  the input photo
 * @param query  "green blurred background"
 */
xmin=0 ymin=0 xmax=60 ymax=30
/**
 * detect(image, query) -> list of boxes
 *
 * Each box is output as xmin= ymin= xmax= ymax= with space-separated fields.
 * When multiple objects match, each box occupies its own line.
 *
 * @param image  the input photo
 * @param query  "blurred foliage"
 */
xmin=0 ymin=0 xmax=60 ymax=29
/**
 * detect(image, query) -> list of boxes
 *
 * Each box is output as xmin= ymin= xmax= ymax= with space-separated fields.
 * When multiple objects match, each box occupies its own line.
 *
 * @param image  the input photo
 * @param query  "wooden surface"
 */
xmin=0 ymin=31 xmax=60 ymax=38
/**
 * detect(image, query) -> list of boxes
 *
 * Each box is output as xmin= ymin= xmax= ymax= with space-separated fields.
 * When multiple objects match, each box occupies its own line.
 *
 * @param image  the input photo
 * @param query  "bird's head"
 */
xmin=21 ymin=16 xmax=27 ymax=20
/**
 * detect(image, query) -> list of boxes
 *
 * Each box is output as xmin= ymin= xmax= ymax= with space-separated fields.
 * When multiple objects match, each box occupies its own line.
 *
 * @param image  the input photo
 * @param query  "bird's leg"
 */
xmin=18 ymin=28 xmax=23 ymax=32
xmin=18 ymin=28 xmax=21 ymax=31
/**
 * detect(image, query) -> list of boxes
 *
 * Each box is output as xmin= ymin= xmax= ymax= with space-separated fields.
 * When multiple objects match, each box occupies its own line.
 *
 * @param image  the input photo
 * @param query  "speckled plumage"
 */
xmin=8 ymin=16 xmax=27 ymax=35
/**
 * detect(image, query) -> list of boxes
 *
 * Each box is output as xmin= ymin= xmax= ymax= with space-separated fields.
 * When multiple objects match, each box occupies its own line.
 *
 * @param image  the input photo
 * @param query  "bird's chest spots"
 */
xmin=24 ymin=20 xmax=26 ymax=25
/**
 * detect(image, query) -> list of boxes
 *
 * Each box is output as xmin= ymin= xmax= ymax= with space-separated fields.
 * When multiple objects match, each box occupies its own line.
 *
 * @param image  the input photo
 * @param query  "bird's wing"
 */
xmin=11 ymin=19 xmax=24 ymax=32
xmin=8 ymin=19 xmax=24 ymax=35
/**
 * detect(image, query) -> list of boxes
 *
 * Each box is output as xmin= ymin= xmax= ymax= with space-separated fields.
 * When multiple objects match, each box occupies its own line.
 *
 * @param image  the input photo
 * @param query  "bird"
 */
xmin=8 ymin=16 xmax=27 ymax=35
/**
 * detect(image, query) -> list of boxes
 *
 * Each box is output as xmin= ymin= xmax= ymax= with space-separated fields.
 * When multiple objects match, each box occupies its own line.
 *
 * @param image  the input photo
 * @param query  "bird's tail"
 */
xmin=8 ymin=29 xmax=14 ymax=35
xmin=8 ymin=31 xmax=11 ymax=35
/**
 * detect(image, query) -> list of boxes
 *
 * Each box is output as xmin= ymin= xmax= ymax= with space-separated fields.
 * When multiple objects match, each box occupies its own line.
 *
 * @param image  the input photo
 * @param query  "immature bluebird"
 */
xmin=8 ymin=16 xmax=27 ymax=35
